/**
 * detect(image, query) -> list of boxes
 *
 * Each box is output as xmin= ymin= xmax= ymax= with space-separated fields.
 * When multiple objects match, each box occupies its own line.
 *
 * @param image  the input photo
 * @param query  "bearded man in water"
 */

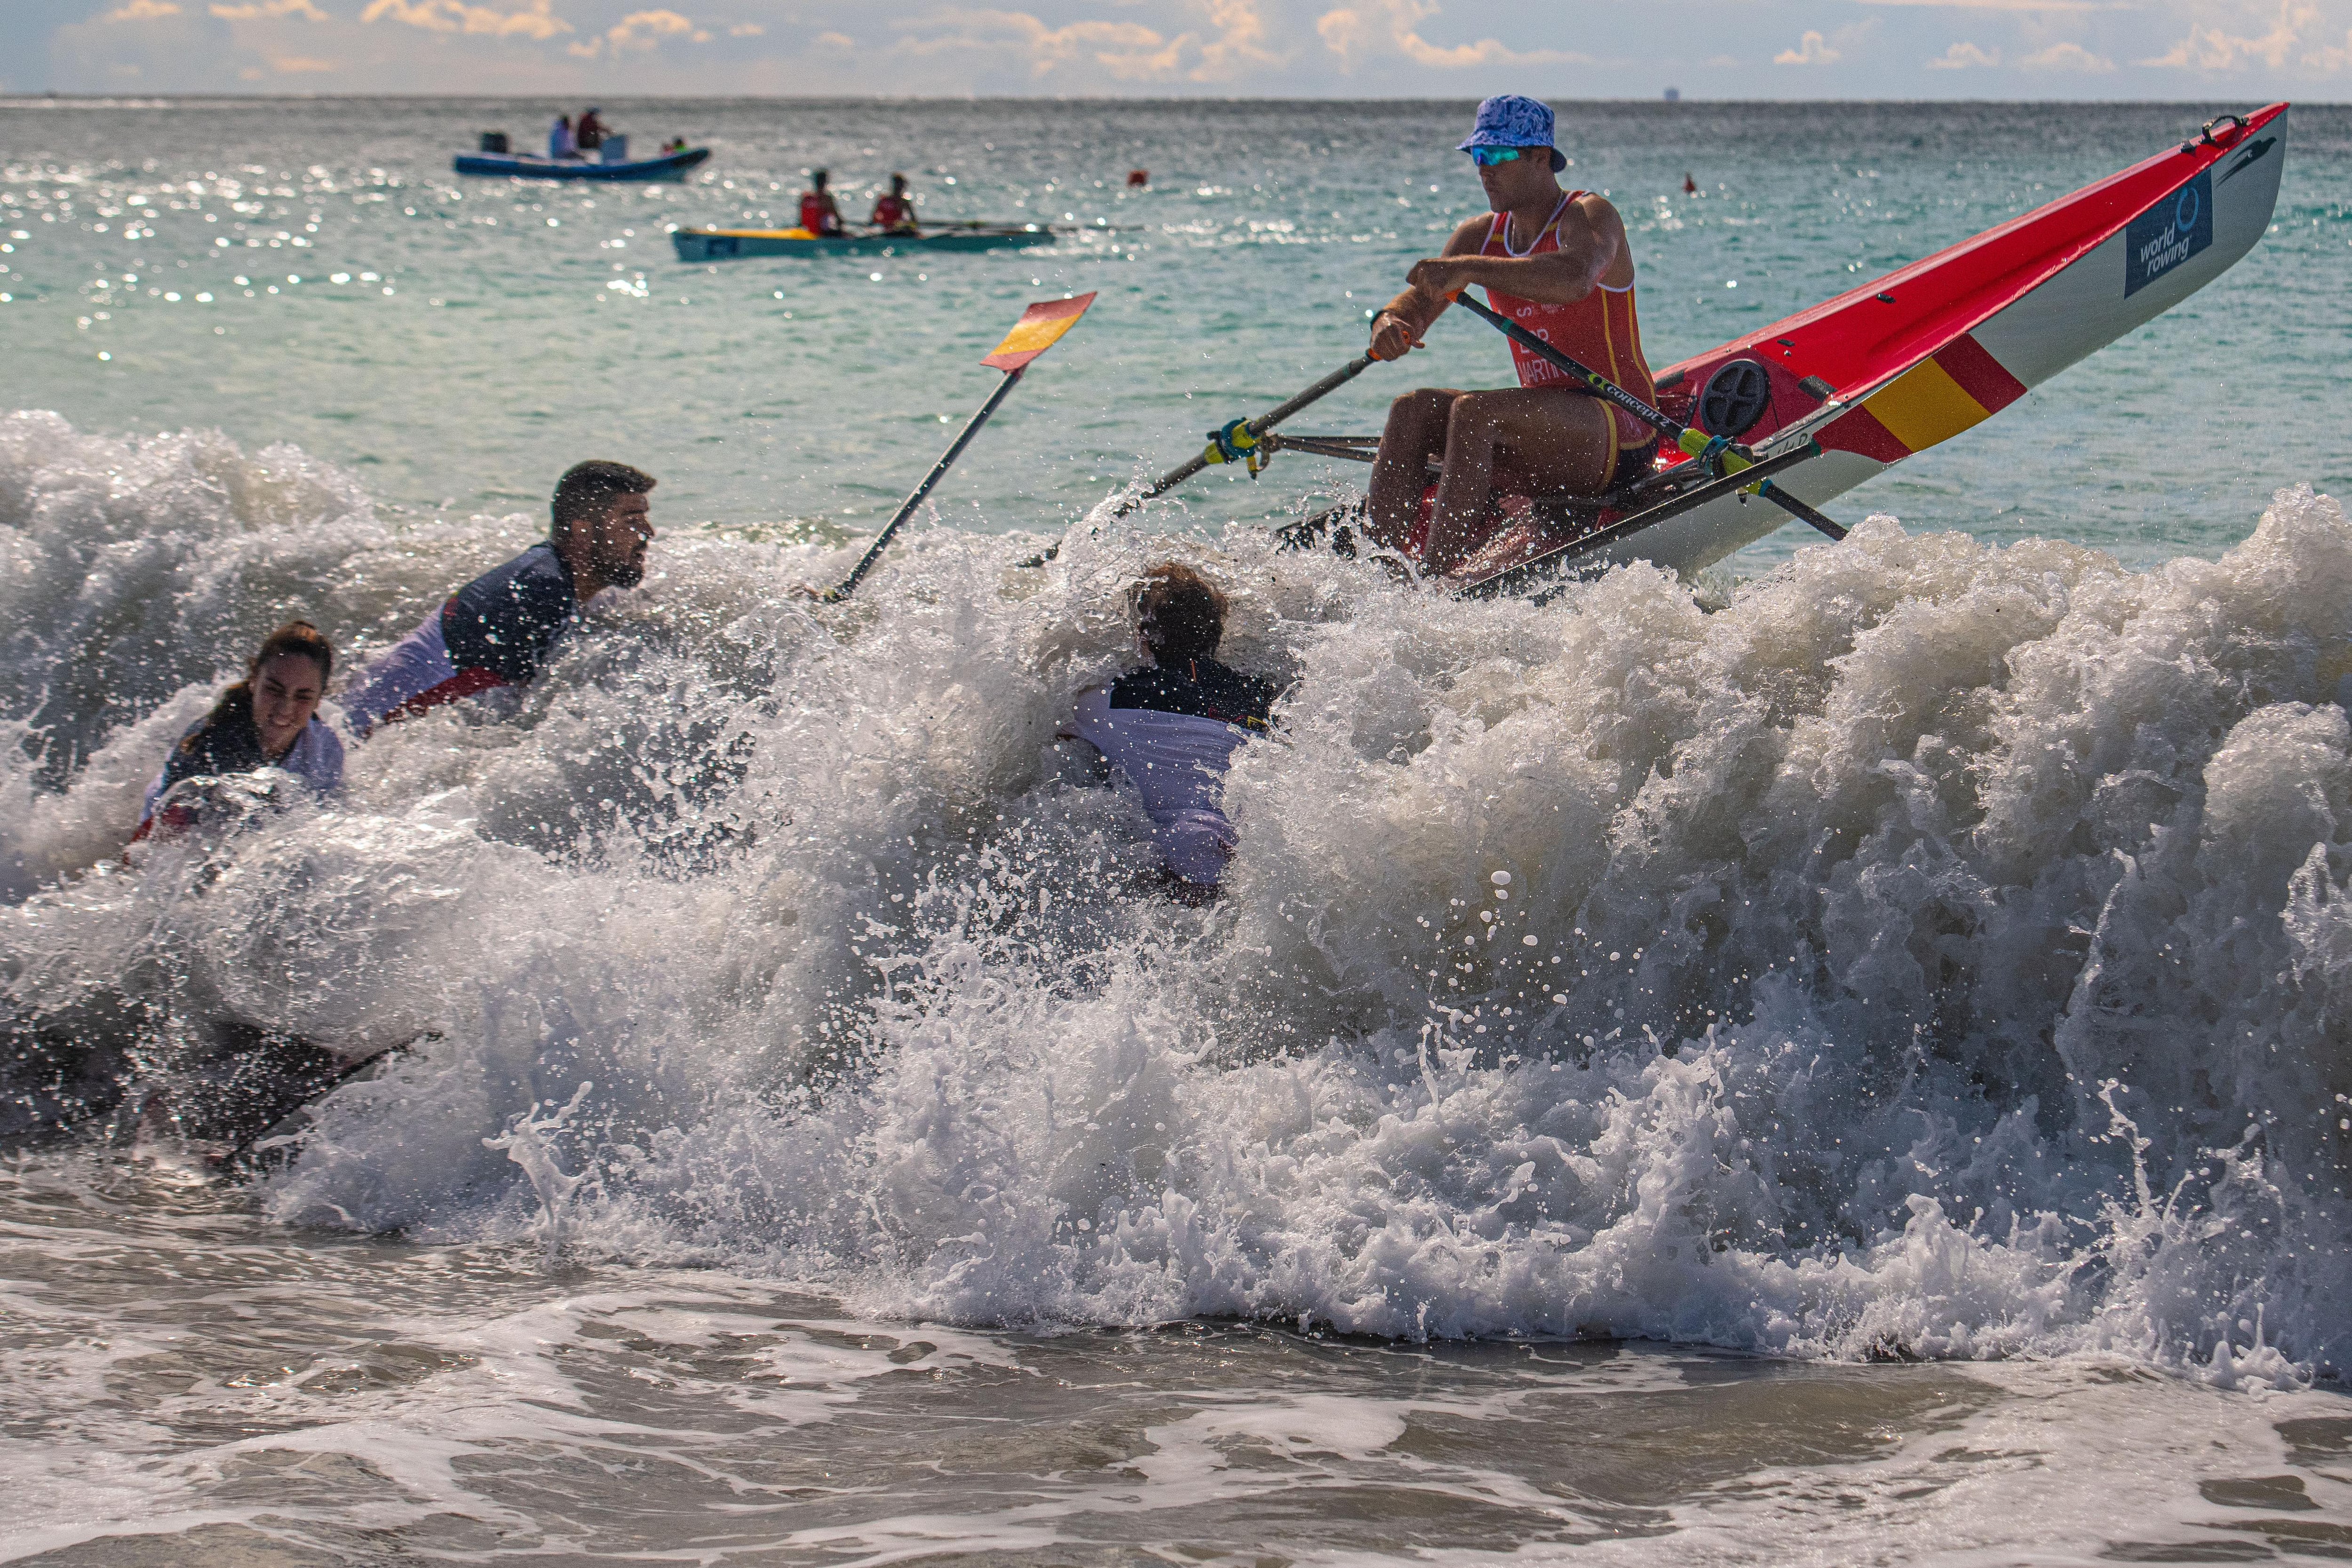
xmin=339 ymin=460 xmax=656 ymax=736
xmin=1363 ymin=95 xmax=1659 ymax=575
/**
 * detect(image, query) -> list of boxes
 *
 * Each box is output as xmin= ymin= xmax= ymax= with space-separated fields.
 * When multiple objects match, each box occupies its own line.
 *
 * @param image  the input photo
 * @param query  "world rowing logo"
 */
xmin=2124 ymin=170 xmax=2214 ymax=298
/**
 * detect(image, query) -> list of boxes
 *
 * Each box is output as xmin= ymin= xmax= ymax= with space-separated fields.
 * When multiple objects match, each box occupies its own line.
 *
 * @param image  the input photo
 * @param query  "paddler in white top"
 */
xmin=1058 ymin=565 xmax=1280 ymax=903
xmin=1363 ymin=95 xmax=1660 ymax=575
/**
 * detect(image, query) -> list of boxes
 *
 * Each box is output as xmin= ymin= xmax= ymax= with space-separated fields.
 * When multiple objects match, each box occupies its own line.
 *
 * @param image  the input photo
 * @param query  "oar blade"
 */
xmin=981 ymin=292 xmax=1097 ymax=371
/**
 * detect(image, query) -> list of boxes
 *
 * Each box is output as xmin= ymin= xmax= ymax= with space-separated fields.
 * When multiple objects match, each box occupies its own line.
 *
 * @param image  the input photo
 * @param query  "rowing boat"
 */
xmin=671 ymin=224 xmax=1052 ymax=261
xmin=453 ymin=147 xmax=710 ymax=182
xmin=1279 ymin=105 xmax=2290 ymax=595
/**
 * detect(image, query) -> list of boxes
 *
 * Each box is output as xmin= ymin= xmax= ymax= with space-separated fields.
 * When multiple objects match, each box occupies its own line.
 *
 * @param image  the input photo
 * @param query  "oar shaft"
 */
xmin=1452 ymin=289 xmax=1844 ymax=540
xmin=1460 ymin=441 xmax=1823 ymax=599
xmin=1116 ymin=353 xmax=1380 ymax=515
xmin=824 ymin=368 xmax=1025 ymax=602
xmin=1449 ymin=290 xmax=1692 ymax=449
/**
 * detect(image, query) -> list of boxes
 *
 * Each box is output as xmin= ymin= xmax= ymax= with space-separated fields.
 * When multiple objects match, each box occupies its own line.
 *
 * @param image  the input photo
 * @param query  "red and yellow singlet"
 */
xmin=1479 ymin=192 xmax=1658 ymax=457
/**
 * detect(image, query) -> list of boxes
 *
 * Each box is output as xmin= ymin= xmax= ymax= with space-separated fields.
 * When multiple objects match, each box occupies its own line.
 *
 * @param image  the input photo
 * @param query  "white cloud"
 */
xmin=360 ymin=0 xmax=572 ymax=37
xmin=813 ymin=27 xmax=852 ymax=44
xmin=210 ymin=0 xmax=329 ymax=16
xmin=2309 ymin=24 xmax=2352 ymax=68
xmin=1775 ymin=27 xmax=1840 ymax=62
xmin=105 ymin=0 xmax=183 ymax=19
xmin=726 ymin=18 xmax=761 ymax=32
xmin=1927 ymin=39 xmax=1999 ymax=63
xmin=265 ymin=49 xmax=337 ymax=65
xmin=2137 ymin=0 xmax=2312 ymax=68
xmin=1315 ymin=0 xmax=1587 ymax=70
xmin=892 ymin=0 xmax=1276 ymax=81
xmin=895 ymin=7 xmax=1178 ymax=75
xmin=2022 ymin=38 xmax=2114 ymax=67
xmin=1191 ymin=0 xmax=1276 ymax=76
xmin=604 ymin=6 xmax=709 ymax=47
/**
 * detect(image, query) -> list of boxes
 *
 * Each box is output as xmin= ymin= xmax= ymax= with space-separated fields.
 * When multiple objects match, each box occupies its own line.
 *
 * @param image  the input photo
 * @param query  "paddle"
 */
xmin=820 ymin=293 xmax=1096 ymax=603
xmin=1109 ymin=351 xmax=1389 ymax=518
xmin=1447 ymin=288 xmax=1844 ymax=541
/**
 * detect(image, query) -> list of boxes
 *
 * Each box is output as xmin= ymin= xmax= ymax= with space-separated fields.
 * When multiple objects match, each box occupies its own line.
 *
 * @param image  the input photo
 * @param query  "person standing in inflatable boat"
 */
xmin=339 ymin=460 xmax=656 ymax=736
xmin=1059 ymin=565 xmax=1280 ymax=902
xmin=1361 ymin=95 xmax=1660 ymax=575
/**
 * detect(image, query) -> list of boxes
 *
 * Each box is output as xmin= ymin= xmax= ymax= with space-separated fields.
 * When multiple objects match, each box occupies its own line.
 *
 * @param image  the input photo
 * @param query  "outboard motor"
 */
xmin=480 ymin=130 xmax=509 ymax=154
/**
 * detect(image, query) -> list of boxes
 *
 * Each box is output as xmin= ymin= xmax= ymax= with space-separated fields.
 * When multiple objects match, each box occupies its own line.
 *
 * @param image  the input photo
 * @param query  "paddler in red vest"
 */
xmin=1362 ymin=95 xmax=1659 ymax=575
xmin=870 ymin=173 xmax=919 ymax=235
xmin=799 ymin=170 xmax=845 ymax=237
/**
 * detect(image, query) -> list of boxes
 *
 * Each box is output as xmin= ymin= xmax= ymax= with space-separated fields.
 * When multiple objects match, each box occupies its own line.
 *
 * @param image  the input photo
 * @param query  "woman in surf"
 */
xmin=1059 ymin=564 xmax=1279 ymax=902
xmin=134 ymin=619 xmax=343 ymax=842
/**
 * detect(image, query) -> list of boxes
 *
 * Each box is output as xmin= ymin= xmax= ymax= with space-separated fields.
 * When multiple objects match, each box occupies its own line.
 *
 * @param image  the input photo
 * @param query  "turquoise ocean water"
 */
xmin=6 ymin=98 xmax=2352 ymax=1565
xmin=3 ymin=97 xmax=2346 ymax=566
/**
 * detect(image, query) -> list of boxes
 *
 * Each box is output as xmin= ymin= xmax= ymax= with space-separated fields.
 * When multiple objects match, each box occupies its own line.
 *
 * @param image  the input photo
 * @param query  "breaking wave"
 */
xmin=5 ymin=408 xmax=2351 ymax=1386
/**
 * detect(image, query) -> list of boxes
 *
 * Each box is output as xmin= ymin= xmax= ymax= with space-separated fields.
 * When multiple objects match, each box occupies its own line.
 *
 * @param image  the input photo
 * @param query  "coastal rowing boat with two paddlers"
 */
xmin=671 ymin=222 xmax=1053 ymax=261
xmin=1093 ymin=104 xmax=2290 ymax=598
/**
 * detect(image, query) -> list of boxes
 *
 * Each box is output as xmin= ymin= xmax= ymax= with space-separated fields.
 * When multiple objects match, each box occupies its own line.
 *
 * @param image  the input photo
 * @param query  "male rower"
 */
xmin=338 ymin=461 xmax=656 ymax=736
xmin=1363 ymin=95 xmax=1659 ymax=575
xmin=871 ymin=173 xmax=918 ymax=235
xmin=799 ymin=169 xmax=845 ymax=237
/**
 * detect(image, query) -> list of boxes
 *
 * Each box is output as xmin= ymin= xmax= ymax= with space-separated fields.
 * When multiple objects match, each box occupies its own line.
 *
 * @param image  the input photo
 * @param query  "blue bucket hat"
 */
xmin=1457 ymin=95 xmax=1567 ymax=173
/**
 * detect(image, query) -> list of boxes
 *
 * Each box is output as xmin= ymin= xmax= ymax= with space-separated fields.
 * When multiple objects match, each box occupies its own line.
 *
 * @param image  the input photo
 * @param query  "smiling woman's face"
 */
xmin=251 ymin=651 xmax=326 ymax=758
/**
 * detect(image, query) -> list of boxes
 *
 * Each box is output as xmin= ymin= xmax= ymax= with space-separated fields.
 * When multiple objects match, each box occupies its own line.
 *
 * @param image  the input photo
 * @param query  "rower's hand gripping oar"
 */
xmin=1445 ymin=288 xmax=1844 ymax=541
xmin=819 ymin=293 xmax=1096 ymax=603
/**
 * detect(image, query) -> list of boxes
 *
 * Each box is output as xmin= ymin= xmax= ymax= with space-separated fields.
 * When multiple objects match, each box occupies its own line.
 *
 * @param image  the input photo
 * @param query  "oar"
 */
xmin=1109 ymin=351 xmax=1389 ymax=518
xmin=1448 ymin=289 xmax=1844 ymax=541
xmin=820 ymin=293 xmax=1096 ymax=603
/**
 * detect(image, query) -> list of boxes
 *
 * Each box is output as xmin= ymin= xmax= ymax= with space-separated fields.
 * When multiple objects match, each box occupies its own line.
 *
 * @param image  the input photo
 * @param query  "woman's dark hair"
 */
xmin=812 ymin=169 xmax=829 ymax=188
xmin=890 ymin=172 xmax=907 ymax=190
xmin=1136 ymin=564 xmax=1225 ymax=664
xmin=184 ymin=619 xmax=335 ymax=752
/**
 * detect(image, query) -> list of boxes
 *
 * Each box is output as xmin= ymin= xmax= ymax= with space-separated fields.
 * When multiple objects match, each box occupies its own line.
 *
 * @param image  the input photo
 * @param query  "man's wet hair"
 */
xmin=551 ymin=461 xmax=656 ymax=530
xmin=1136 ymin=564 xmax=1225 ymax=664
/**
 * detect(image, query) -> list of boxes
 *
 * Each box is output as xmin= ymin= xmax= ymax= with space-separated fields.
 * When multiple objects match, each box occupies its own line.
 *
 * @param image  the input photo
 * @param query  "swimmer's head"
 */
xmin=1135 ymin=563 xmax=1224 ymax=665
xmin=552 ymin=459 xmax=657 ymax=593
xmin=198 ymin=619 xmax=331 ymax=760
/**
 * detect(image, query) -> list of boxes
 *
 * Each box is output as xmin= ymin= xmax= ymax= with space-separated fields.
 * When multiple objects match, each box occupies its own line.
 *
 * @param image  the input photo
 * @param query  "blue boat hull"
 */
xmin=671 ymin=225 xmax=1052 ymax=261
xmin=452 ymin=148 xmax=709 ymax=182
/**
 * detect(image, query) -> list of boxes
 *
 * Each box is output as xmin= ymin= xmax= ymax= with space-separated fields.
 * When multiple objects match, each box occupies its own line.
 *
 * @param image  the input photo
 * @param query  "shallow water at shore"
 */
xmin=5 ymin=1163 xmax=2351 ymax=1567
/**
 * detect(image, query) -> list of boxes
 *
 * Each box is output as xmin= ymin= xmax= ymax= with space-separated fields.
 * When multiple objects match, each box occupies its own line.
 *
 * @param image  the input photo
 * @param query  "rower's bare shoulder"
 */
xmin=1567 ymin=190 xmax=1626 ymax=235
xmin=1571 ymin=189 xmax=1628 ymax=230
xmin=1438 ymin=212 xmax=1492 ymax=254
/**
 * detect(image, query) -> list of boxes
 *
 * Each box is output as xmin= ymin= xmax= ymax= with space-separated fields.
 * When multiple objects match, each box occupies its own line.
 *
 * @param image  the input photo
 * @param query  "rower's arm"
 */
xmin=1369 ymin=216 xmax=1489 ymax=357
xmin=1410 ymin=195 xmax=1621 ymax=305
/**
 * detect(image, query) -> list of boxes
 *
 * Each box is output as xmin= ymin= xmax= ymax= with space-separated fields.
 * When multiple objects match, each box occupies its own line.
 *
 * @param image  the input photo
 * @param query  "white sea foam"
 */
xmin=5 ymin=415 xmax=2351 ymax=1387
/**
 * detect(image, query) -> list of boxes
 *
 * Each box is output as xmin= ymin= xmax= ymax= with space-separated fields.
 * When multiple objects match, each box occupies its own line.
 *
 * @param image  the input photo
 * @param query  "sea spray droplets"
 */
xmin=3 ymin=420 xmax=2351 ymax=1376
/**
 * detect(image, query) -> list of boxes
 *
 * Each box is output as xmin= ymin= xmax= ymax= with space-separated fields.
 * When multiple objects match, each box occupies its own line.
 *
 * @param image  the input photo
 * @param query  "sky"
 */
xmin=5 ymin=0 xmax=2349 ymax=98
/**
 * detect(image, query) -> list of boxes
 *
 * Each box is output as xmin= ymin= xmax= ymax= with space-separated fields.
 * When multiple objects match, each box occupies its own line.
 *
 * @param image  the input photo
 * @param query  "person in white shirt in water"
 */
xmin=1059 ymin=565 xmax=1279 ymax=901
xmin=134 ymin=619 xmax=342 ymax=842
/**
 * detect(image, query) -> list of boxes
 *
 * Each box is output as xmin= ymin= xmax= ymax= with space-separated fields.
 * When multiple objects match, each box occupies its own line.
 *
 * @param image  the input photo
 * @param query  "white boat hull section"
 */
xmin=1590 ymin=110 xmax=2289 ymax=580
